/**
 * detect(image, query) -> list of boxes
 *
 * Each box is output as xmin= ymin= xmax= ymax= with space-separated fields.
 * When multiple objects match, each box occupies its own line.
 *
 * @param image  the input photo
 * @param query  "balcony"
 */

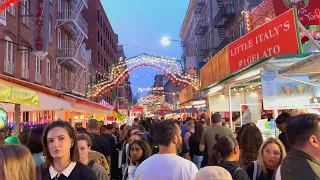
xmin=57 ymin=1 xmax=88 ymax=38
xmin=0 ymin=11 xmax=6 ymax=26
xmin=46 ymin=77 xmax=51 ymax=86
xmin=194 ymin=1 xmax=205 ymax=14
xmin=59 ymin=81 xmax=86 ymax=97
xmin=199 ymin=48 xmax=209 ymax=56
xmin=4 ymin=61 xmax=14 ymax=74
xmin=214 ymin=38 xmax=230 ymax=53
xmin=195 ymin=22 xmax=208 ymax=36
xmin=80 ymin=48 xmax=91 ymax=64
xmin=214 ymin=4 xmax=235 ymax=28
xmin=57 ymin=40 xmax=86 ymax=69
xmin=21 ymin=68 xmax=29 ymax=79
xmin=35 ymin=73 xmax=42 ymax=83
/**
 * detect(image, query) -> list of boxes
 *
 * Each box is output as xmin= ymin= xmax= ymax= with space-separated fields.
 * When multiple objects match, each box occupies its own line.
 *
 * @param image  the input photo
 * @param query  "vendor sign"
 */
xmin=0 ymin=81 xmax=40 ymax=107
xmin=273 ymin=0 xmax=320 ymax=26
xmin=261 ymin=71 xmax=320 ymax=110
xmin=228 ymin=9 xmax=300 ymax=74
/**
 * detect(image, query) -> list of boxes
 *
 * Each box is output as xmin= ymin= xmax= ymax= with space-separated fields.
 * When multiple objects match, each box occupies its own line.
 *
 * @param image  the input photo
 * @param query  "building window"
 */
xmin=21 ymin=47 xmax=29 ymax=79
xmin=98 ymin=31 xmax=100 ymax=42
xmin=58 ymin=29 xmax=62 ymax=50
xmin=238 ymin=0 xmax=241 ymax=6
xmin=98 ymin=51 xmax=100 ymax=64
xmin=240 ymin=21 xmax=245 ymax=37
xmin=102 ymin=57 xmax=105 ymax=68
xmin=22 ymin=0 xmax=29 ymax=25
xmin=64 ymin=69 xmax=68 ymax=88
xmin=49 ymin=18 xmax=52 ymax=43
xmin=57 ymin=65 xmax=61 ymax=89
xmin=58 ymin=0 xmax=61 ymax=12
xmin=7 ymin=6 xmax=15 ymax=16
xmin=100 ymin=35 xmax=102 ymax=47
xmin=232 ymin=28 xmax=236 ymax=41
xmin=46 ymin=59 xmax=51 ymax=86
xmin=100 ymin=54 xmax=103 ymax=66
xmin=97 ymin=10 xmax=100 ymax=22
xmin=65 ymin=35 xmax=68 ymax=55
xmin=4 ymin=36 xmax=14 ymax=74
xmin=35 ymin=56 xmax=41 ymax=82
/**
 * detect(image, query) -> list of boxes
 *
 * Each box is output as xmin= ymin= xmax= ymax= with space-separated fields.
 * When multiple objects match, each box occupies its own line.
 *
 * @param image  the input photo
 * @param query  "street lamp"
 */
xmin=160 ymin=36 xmax=182 ymax=47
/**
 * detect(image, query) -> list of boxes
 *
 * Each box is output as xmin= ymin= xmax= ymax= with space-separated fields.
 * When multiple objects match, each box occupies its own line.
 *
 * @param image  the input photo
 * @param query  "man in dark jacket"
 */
xmin=279 ymin=114 xmax=320 ymax=180
xmin=87 ymin=119 xmax=111 ymax=168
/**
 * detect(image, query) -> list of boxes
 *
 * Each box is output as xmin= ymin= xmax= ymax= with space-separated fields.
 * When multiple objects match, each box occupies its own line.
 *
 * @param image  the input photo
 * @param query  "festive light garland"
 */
xmin=138 ymin=95 xmax=173 ymax=111
xmin=87 ymin=54 xmax=200 ymax=98
xmin=0 ymin=0 xmax=20 ymax=13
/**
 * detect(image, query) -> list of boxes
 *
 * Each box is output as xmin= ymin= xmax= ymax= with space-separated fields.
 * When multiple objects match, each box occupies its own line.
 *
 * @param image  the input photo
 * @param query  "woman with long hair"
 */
xmin=122 ymin=140 xmax=151 ymax=180
xmin=41 ymin=120 xmax=97 ymax=180
xmin=0 ymin=144 xmax=36 ymax=180
xmin=26 ymin=125 xmax=45 ymax=166
xmin=239 ymin=125 xmax=263 ymax=169
xmin=246 ymin=138 xmax=286 ymax=180
xmin=211 ymin=136 xmax=250 ymax=180
xmin=189 ymin=123 xmax=205 ymax=169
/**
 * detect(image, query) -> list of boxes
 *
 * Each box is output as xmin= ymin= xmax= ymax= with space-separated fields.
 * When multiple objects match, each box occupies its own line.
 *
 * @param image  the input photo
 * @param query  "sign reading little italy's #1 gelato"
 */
xmin=228 ymin=9 xmax=300 ymax=74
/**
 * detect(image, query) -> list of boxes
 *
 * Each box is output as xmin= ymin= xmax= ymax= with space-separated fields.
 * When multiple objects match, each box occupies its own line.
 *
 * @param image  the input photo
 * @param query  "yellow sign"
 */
xmin=0 ymin=82 xmax=40 ymax=107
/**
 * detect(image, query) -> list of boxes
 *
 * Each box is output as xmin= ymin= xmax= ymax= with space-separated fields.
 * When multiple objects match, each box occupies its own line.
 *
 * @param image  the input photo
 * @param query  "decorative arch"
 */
xmin=87 ymin=53 xmax=199 ymax=98
xmin=138 ymin=95 xmax=172 ymax=113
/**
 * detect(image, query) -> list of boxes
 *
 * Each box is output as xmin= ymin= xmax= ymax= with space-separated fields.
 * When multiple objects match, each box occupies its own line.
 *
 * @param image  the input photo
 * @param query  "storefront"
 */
xmin=200 ymin=9 xmax=320 ymax=138
xmin=0 ymin=74 xmax=112 ymax=129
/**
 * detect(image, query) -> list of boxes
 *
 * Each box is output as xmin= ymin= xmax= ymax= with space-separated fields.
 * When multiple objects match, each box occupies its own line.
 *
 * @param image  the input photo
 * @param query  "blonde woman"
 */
xmin=0 ymin=144 xmax=36 ymax=180
xmin=246 ymin=138 xmax=286 ymax=180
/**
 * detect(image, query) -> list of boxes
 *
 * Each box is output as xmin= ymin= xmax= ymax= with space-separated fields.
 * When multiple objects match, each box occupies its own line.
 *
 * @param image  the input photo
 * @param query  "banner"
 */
xmin=228 ymin=9 xmax=300 ymax=74
xmin=261 ymin=71 xmax=320 ymax=110
xmin=0 ymin=81 xmax=40 ymax=107
xmin=273 ymin=0 xmax=320 ymax=26
xmin=33 ymin=0 xmax=50 ymax=52
xmin=185 ymin=56 xmax=197 ymax=75
xmin=200 ymin=47 xmax=229 ymax=89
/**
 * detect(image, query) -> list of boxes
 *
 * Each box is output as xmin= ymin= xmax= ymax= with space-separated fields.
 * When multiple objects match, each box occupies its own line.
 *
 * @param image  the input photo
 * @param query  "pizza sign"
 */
xmin=273 ymin=0 xmax=320 ymax=26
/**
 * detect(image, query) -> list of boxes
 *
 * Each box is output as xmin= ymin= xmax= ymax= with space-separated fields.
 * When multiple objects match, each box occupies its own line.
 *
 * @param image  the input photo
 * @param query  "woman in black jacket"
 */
xmin=212 ymin=135 xmax=250 ymax=180
xmin=40 ymin=120 xmax=97 ymax=180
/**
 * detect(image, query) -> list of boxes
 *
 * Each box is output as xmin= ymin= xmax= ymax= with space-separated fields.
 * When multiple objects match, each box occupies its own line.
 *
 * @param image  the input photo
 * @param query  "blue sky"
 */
xmin=101 ymin=0 xmax=188 ymax=96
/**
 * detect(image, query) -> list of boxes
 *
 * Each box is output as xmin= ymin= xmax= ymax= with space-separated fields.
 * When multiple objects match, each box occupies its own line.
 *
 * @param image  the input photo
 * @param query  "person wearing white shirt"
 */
xmin=134 ymin=120 xmax=198 ymax=180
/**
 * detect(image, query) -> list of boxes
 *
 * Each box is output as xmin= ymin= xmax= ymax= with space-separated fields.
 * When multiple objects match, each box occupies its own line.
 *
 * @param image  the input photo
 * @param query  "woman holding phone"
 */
xmin=122 ymin=140 xmax=151 ymax=180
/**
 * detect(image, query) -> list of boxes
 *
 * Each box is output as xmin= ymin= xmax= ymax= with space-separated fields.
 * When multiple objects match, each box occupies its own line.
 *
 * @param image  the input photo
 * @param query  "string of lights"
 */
xmin=86 ymin=54 xmax=200 ymax=98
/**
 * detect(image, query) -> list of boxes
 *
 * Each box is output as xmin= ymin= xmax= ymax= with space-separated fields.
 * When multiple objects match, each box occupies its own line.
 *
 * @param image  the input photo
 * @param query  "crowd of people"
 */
xmin=0 ymin=112 xmax=319 ymax=180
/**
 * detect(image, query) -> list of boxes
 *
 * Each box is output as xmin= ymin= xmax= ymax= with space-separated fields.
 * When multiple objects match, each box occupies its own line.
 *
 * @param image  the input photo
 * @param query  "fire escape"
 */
xmin=56 ymin=0 xmax=88 ymax=94
xmin=194 ymin=0 xmax=209 ymax=58
xmin=213 ymin=0 xmax=235 ymax=53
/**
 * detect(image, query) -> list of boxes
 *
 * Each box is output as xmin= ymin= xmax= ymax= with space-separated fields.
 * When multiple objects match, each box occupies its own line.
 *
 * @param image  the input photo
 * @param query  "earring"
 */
xmin=71 ymin=144 xmax=73 ymax=147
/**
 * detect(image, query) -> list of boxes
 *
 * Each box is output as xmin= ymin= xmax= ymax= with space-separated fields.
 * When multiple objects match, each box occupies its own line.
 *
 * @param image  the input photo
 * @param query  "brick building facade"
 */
xmin=0 ymin=0 xmax=92 ymax=98
xmin=82 ymin=0 xmax=118 ymax=104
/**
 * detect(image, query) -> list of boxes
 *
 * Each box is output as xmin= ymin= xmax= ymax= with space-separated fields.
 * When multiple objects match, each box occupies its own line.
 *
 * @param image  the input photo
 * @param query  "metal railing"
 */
xmin=35 ymin=73 xmax=42 ymax=83
xmin=57 ymin=3 xmax=88 ymax=37
xmin=60 ymin=81 xmax=86 ymax=95
xmin=4 ymin=61 xmax=14 ymax=74
xmin=21 ymin=68 xmax=29 ymax=79
xmin=80 ymin=49 xmax=91 ymax=64
xmin=214 ymin=4 xmax=235 ymax=28
xmin=46 ymin=77 xmax=51 ymax=86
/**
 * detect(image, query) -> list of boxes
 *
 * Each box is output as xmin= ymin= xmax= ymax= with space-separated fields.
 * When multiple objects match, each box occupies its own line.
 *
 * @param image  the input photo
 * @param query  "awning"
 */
xmin=0 ymin=81 xmax=40 ymax=107
xmin=0 ymin=79 xmax=72 ymax=112
xmin=0 ymin=75 xmax=112 ymax=114
xmin=202 ymin=53 xmax=315 ymax=93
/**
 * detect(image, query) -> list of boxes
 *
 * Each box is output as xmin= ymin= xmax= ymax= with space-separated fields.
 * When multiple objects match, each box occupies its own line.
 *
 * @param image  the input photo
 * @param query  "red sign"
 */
xmin=228 ymin=9 xmax=300 ymax=74
xmin=273 ymin=0 xmax=320 ymax=26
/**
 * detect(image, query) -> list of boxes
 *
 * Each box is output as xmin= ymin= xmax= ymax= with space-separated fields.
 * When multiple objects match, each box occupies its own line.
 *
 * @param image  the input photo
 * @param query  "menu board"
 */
xmin=261 ymin=71 xmax=320 ymax=110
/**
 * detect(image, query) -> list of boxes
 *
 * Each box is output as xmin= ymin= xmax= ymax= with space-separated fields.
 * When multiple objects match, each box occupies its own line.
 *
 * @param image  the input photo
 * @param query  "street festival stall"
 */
xmin=201 ymin=5 xmax=320 ymax=139
xmin=0 ymin=80 xmax=40 ymax=135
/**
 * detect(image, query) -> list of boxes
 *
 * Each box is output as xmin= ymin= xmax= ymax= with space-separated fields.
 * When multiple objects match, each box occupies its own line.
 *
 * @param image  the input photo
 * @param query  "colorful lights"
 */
xmin=87 ymin=54 xmax=200 ymax=98
xmin=0 ymin=0 xmax=21 ymax=13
